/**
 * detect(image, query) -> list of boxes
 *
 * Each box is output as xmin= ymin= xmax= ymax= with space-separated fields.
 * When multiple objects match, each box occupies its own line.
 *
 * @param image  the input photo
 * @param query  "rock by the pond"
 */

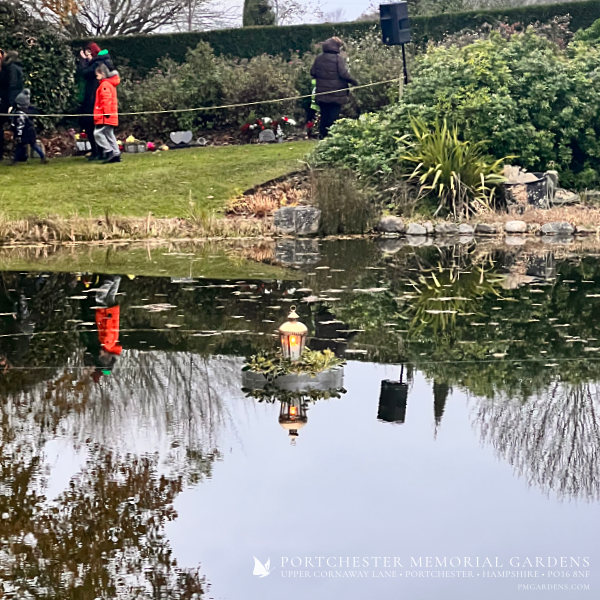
xmin=458 ymin=235 xmax=475 ymax=245
xmin=475 ymin=223 xmax=501 ymax=234
xmin=258 ymin=129 xmax=277 ymax=143
xmin=540 ymin=221 xmax=575 ymax=236
xmin=551 ymin=188 xmax=580 ymax=206
xmin=274 ymin=206 xmax=321 ymax=236
xmin=575 ymin=225 xmax=597 ymax=235
xmin=505 ymin=220 xmax=528 ymax=234
xmin=422 ymin=221 xmax=434 ymax=234
xmin=406 ymin=223 xmax=427 ymax=236
xmin=275 ymin=238 xmax=320 ymax=265
xmin=376 ymin=216 xmax=405 ymax=234
xmin=458 ymin=223 xmax=475 ymax=235
xmin=435 ymin=223 xmax=459 ymax=236
xmin=504 ymin=165 xmax=541 ymax=183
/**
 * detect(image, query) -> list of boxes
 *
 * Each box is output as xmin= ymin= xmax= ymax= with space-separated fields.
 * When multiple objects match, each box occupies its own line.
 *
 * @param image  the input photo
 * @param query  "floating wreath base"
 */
xmin=242 ymin=367 xmax=344 ymax=393
xmin=242 ymin=348 xmax=344 ymax=392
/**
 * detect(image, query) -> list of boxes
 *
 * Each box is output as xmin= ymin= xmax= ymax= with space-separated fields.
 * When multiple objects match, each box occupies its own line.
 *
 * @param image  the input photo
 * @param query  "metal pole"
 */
xmin=399 ymin=66 xmax=403 ymax=100
xmin=401 ymin=43 xmax=408 ymax=85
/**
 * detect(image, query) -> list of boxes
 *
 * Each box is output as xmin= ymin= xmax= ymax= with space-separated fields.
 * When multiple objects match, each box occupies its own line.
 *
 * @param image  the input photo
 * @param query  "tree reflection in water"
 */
xmin=472 ymin=382 xmax=600 ymax=501
xmin=0 ymin=350 xmax=246 ymax=598
xmin=62 ymin=351 xmax=240 ymax=482
xmin=0 ymin=448 xmax=205 ymax=599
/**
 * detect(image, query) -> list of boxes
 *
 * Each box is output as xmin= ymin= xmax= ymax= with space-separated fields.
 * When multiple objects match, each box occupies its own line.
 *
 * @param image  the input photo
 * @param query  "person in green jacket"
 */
xmin=305 ymin=78 xmax=319 ymax=138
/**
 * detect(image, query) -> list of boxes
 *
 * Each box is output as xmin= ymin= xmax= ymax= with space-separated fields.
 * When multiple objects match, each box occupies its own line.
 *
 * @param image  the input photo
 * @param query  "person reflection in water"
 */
xmin=81 ymin=274 xmax=123 ymax=382
xmin=0 ymin=273 xmax=49 ymax=371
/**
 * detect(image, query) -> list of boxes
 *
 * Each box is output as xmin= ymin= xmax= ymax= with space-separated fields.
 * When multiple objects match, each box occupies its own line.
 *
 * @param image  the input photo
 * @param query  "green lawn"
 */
xmin=0 ymin=141 xmax=314 ymax=218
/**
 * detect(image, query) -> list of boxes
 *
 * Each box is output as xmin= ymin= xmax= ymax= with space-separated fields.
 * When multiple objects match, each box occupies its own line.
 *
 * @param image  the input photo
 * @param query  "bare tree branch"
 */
xmin=21 ymin=0 xmax=237 ymax=35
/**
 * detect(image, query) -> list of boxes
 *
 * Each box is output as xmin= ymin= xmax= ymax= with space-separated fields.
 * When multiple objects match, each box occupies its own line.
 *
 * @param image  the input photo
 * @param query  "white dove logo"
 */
xmin=253 ymin=556 xmax=271 ymax=577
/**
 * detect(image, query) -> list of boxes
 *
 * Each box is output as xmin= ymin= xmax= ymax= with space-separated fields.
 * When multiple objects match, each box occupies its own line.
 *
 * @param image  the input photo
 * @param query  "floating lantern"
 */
xmin=278 ymin=305 xmax=307 ymax=361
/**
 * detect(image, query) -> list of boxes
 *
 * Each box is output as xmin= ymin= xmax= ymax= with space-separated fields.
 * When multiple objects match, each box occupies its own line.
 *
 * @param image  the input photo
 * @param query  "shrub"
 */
xmin=0 ymin=2 xmax=75 ymax=118
xmin=118 ymin=42 xmax=307 ymax=138
xmin=118 ymin=42 xmax=224 ymax=138
xmin=402 ymin=118 xmax=507 ymax=219
xmin=312 ymin=168 xmax=376 ymax=235
xmin=218 ymin=53 xmax=304 ymax=125
xmin=311 ymin=112 xmax=407 ymax=182
xmin=314 ymin=29 xmax=600 ymax=196
xmin=573 ymin=14 xmax=600 ymax=42
xmin=343 ymin=27 xmax=409 ymax=114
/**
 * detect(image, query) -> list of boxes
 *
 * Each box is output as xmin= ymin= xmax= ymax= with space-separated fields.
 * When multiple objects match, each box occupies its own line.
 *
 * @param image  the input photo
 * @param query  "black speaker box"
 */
xmin=380 ymin=2 xmax=411 ymax=45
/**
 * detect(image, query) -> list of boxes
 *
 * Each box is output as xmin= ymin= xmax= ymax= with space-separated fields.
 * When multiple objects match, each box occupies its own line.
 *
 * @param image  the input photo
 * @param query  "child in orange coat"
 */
xmin=93 ymin=62 xmax=121 ymax=163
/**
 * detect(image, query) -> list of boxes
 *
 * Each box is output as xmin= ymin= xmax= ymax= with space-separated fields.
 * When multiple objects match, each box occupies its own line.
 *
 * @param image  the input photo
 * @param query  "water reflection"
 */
xmin=472 ymin=381 xmax=600 ymax=501
xmin=0 ymin=241 xmax=600 ymax=597
xmin=377 ymin=365 xmax=412 ymax=424
xmin=244 ymin=387 xmax=346 ymax=444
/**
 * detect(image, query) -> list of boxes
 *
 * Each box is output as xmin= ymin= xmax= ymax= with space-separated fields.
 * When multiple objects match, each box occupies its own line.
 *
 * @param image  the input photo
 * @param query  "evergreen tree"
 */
xmin=243 ymin=0 xmax=276 ymax=26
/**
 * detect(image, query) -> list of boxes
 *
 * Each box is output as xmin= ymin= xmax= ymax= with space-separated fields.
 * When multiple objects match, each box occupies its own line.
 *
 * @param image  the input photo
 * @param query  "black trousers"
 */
xmin=318 ymin=103 xmax=341 ymax=139
xmin=0 ymin=115 xmax=7 ymax=160
xmin=80 ymin=115 xmax=100 ymax=157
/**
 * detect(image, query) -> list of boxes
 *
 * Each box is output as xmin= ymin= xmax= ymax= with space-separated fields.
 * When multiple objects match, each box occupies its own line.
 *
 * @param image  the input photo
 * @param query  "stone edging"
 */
xmin=375 ymin=217 xmax=599 ymax=239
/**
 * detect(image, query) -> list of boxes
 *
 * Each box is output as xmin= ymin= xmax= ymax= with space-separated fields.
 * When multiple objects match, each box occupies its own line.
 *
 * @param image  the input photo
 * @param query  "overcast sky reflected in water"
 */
xmin=167 ymin=361 xmax=599 ymax=600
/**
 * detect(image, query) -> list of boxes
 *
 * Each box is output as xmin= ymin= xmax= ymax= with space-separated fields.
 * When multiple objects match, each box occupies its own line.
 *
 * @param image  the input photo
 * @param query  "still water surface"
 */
xmin=0 ymin=240 xmax=598 ymax=599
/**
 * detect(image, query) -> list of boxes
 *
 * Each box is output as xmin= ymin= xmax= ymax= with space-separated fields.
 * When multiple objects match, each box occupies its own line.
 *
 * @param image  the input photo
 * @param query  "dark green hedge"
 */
xmin=72 ymin=0 xmax=600 ymax=73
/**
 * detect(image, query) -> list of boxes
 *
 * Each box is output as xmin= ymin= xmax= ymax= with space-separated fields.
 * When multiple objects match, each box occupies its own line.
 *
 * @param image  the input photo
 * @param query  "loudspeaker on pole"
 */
xmin=379 ymin=2 xmax=411 ymax=45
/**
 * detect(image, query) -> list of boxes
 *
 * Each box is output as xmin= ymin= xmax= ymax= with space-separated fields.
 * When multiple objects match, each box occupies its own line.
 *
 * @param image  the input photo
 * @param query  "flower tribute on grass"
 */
xmin=241 ymin=116 xmax=297 ymax=142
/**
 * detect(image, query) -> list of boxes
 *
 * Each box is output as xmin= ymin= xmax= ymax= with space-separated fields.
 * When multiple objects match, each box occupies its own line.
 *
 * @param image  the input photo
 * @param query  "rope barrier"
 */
xmin=0 ymin=78 xmax=401 ymax=119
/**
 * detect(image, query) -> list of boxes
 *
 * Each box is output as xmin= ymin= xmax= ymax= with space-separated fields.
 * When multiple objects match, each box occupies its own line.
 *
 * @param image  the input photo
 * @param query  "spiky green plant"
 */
xmin=402 ymin=118 xmax=508 ymax=219
xmin=402 ymin=259 xmax=505 ymax=338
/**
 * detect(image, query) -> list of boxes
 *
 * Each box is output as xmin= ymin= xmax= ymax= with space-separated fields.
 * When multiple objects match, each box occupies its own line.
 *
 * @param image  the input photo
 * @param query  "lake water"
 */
xmin=0 ymin=239 xmax=598 ymax=599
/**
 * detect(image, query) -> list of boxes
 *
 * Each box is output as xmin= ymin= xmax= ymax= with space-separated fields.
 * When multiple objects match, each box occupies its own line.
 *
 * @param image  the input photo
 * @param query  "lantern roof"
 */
xmin=278 ymin=305 xmax=308 ymax=336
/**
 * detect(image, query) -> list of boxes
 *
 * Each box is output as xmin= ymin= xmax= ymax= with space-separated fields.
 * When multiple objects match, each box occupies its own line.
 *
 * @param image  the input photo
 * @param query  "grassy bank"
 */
xmin=0 ymin=142 xmax=314 ymax=219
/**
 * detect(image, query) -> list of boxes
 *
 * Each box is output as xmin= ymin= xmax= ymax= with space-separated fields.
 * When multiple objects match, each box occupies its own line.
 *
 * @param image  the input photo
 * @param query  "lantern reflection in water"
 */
xmin=279 ymin=396 xmax=308 ymax=444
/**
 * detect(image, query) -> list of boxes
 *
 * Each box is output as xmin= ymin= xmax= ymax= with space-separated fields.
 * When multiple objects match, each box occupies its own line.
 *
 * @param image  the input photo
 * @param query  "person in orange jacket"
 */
xmin=79 ymin=274 xmax=122 ymax=382
xmin=93 ymin=275 xmax=122 ymax=380
xmin=93 ymin=62 xmax=121 ymax=163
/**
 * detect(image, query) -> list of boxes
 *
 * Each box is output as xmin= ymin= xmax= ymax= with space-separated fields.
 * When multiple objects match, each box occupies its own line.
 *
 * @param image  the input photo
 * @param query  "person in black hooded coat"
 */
xmin=77 ymin=42 xmax=114 ymax=160
xmin=310 ymin=37 xmax=358 ymax=139
xmin=0 ymin=50 xmax=24 ymax=160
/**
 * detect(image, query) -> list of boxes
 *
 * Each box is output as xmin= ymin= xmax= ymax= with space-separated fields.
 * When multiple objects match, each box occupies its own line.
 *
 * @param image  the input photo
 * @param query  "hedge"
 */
xmin=71 ymin=0 xmax=600 ymax=73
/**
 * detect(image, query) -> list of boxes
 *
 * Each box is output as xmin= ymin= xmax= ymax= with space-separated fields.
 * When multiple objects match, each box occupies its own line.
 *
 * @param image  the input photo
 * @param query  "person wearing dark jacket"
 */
xmin=0 ymin=50 xmax=24 ymax=160
xmin=310 ymin=37 xmax=358 ymax=139
xmin=9 ymin=89 xmax=47 ymax=164
xmin=78 ymin=42 xmax=114 ymax=160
